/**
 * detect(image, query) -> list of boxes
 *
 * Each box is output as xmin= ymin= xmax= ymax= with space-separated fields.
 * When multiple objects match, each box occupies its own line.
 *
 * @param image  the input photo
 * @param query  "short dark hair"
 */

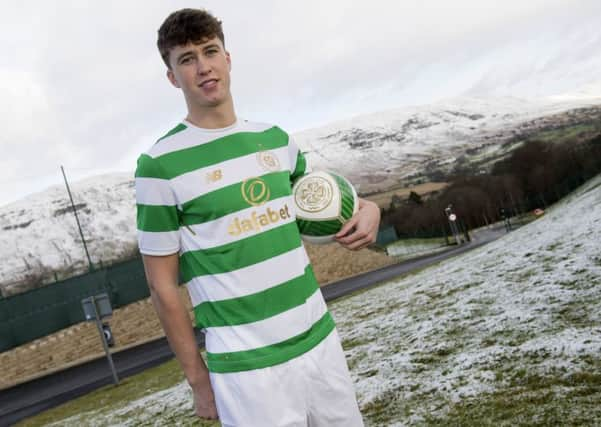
xmin=157 ymin=8 xmax=225 ymax=68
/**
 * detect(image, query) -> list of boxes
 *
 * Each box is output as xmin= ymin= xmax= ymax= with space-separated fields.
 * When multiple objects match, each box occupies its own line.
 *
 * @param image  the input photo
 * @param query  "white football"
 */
xmin=292 ymin=171 xmax=359 ymax=244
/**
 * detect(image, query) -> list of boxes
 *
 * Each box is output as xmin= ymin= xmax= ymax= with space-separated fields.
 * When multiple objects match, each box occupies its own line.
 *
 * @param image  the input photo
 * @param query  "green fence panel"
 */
xmin=106 ymin=258 xmax=150 ymax=307
xmin=0 ymin=299 xmax=16 ymax=351
xmin=377 ymin=226 xmax=398 ymax=246
xmin=3 ymin=269 xmax=109 ymax=349
xmin=60 ymin=269 xmax=108 ymax=324
xmin=0 ymin=256 xmax=158 ymax=353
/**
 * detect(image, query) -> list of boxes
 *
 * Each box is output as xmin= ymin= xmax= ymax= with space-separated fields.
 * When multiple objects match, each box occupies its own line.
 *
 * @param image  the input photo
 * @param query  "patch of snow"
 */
xmin=330 ymin=174 xmax=601 ymax=423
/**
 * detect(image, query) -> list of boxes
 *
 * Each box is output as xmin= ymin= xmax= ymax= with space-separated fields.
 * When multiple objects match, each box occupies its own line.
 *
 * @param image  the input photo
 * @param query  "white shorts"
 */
xmin=209 ymin=328 xmax=364 ymax=427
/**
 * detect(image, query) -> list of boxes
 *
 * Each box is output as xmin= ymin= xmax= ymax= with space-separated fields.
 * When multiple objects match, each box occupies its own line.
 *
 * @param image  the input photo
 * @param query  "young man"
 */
xmin=135 ymin=8 xmax=380 ymax=426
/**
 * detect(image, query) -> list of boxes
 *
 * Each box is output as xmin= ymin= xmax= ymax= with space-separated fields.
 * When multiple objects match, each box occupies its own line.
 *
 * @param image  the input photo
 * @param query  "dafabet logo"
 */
xmin=227 ymin=205 xmax=291 ymax=236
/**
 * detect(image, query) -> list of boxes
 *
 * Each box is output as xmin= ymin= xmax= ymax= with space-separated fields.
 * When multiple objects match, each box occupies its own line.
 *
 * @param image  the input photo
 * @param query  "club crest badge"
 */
xmin=294 ymin=175 xmax=333 ymax=213
xmin=257 ymin=150 xmax=281 ymax=172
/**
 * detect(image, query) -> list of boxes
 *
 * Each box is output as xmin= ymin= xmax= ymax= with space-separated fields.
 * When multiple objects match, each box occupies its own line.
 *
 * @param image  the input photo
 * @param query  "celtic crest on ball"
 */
xmin=294 ymin=176 xmax=333 ymax=213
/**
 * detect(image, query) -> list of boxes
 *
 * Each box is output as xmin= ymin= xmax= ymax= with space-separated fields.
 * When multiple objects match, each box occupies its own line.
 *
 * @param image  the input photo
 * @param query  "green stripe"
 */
xmin=332 ymin=173 xmax=356 ymax=219
xmin=181 ymin=171 xmax=291 ymax=226
xmin=297 ymin=218 xmax=343 ymax=236
xmin=155 ymin=127 xmax=288 ymax=179
xmin=136 ymin=154 xmax=166 ymax=179
xmin=137 ymin=204 xmax=179 ymax=232
xmin=207 ymin=311 xmax=335 ymax=373
xmin=194 ymin=266 xmax=318 ymax=328
xmin=180 ymin=222 xmax=302 ymax=281
xmin=290 ymin=151 xmax=307 ymax=182
xmin=157 ymin=123 xmax=187 ymax=142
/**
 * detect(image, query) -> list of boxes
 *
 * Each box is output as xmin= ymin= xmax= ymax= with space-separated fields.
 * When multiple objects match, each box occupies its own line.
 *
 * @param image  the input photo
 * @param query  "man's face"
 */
xmin=166 ymin=37 xmax=232 ymax=110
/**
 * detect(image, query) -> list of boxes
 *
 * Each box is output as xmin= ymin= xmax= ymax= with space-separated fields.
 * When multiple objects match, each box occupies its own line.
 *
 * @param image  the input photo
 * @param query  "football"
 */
xmin=292 ymin=171 xmax=359 ymax=244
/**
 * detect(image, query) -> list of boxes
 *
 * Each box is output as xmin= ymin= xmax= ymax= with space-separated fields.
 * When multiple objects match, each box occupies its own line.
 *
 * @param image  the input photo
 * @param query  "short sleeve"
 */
xmin=135 ymin=154 xmax=181 ymax=255
xmin=288 ymin=136 xmax=311 ymax=183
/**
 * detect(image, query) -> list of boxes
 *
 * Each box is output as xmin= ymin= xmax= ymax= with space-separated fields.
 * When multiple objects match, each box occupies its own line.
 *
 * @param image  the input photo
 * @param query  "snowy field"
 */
xmin=333 ymin=174 xmax=601 ymax=425
xmin=23 ymin=175 xmax=601 ymax=426
xmin=385 ymin=237 xmax=447 ymax=259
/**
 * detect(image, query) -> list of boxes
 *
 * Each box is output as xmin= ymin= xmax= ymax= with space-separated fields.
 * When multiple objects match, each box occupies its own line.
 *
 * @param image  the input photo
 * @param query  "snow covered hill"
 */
xmin=1 ymin=88 xmax=600 ymax=296
xmin=297 ymin=94 xmax=601 ymax=193
xmin=0 ymin=173 xmax=137 ymax=296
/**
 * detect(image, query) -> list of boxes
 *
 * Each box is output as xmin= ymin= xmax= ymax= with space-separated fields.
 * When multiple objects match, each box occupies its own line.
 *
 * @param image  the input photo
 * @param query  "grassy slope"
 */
xmin=333 ymin=174 xmax=601 ymax=426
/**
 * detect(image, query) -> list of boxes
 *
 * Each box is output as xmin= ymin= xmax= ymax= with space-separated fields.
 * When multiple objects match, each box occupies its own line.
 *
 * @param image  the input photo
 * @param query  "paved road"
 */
xmin=322 ymin=226 xmax=504 ymax=301
xmin=0 ymin=226 xmax=507 ymax=426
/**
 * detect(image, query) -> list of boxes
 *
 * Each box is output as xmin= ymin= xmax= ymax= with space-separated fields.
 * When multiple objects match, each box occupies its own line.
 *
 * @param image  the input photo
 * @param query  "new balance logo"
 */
xmin=207 ymin=169 xmax=223 ymax=183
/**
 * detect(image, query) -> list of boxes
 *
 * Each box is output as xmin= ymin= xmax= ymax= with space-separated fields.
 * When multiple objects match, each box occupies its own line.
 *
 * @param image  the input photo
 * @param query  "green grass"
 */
xmin=361 ymin=387 xmax=410 ymax=425
xmin=525 ymin=123 xmax=600 ymax=144
xmin=386 ymin=237 xmax=448 ymax=260
xmin=16 ymin=357 xmax=218 ymax=427
xmin=422 ymin=370 xmax=601 ymax=426
xmin=341 ymin=336 xmax=372 ymax=351
xmin=388 ymin=237 xmax=448 ymax=247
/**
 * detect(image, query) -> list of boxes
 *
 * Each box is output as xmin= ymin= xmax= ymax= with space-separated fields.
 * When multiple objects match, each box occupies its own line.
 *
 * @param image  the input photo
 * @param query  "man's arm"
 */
xmin=335 ymin=198 xmax=381 ymax=250
xmin=142 ymin=254 xmax=218 ymax=420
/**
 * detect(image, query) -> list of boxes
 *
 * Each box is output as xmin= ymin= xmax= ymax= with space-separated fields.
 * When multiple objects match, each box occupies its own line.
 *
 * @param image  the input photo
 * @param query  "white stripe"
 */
xmin=185 ymin=246 xmax=310 ymax=306
xmin=148 ymin=120 xmax=275 ymax=158
xmin=205 ymin=289 xmax=327 ymax=354
xmin=171 ymin=146 xmax=291 ymax=205
xmin=289 ymin=136 xmax=312 ymax=174
xmin=137 ymin=230 xmax=180 ymax=255
xmin=135 ymin=177 xmax=176 ymax=206
xmin=288 ymin=139 xmax=299 ymax=174
xmin=237 ymin=120 xmax=278 ymax=132
xmin=180 ymin=195 xmax=295 ymax=252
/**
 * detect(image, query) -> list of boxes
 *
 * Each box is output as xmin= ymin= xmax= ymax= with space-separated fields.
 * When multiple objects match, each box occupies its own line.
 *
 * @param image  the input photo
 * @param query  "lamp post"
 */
xmin=445 ymin=205 xmax=461 ymax=245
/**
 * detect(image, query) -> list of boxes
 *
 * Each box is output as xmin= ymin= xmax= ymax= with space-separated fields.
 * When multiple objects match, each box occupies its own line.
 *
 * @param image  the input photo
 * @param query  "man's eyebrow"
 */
xmin=202 ymin=43 xmax=221 ymax=51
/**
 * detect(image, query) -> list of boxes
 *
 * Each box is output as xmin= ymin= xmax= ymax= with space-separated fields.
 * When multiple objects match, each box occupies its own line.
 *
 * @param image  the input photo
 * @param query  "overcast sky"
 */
xmin=1 ymin=0 xmax=600 ymax=206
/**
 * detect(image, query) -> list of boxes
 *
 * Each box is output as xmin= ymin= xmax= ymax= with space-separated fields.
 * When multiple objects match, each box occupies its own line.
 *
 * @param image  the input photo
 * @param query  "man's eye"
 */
xmin=180 ymin=56 xmax=193 ymax=64
xmin=206 ymin=49 xmax=218 ymax=55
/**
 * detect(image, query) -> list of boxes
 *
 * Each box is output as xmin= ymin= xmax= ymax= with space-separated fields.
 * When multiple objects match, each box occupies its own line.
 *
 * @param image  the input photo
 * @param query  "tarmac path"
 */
xmin=0 ymin=226 xmax=507 ymax=426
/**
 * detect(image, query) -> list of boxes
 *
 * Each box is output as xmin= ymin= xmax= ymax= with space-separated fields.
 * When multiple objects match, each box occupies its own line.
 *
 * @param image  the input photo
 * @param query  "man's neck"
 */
xmin=185 ymin=100 xmax=237 ymax=129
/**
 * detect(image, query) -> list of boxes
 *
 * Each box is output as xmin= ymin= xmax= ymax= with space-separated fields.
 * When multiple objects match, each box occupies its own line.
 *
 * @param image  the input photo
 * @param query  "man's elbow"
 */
xmin=142 ymin=254 xmax=180 ymax=293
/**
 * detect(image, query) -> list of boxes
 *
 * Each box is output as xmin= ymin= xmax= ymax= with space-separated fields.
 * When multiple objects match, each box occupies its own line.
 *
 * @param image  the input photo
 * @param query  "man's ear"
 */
xmin=226 ymin=51 xmax=232 ymax=71
xmin=167 ymin=69 xmax=181 ymax=88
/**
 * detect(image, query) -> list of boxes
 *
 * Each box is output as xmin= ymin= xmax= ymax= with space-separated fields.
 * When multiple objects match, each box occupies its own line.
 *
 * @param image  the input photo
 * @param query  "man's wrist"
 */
xmin=188 ymin=369 xmax=211 ymax=391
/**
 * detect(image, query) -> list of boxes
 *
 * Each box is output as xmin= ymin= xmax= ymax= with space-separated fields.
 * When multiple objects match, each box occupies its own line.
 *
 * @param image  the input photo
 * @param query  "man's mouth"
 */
xmin=199 ymin=79 xmax=219 ymax=89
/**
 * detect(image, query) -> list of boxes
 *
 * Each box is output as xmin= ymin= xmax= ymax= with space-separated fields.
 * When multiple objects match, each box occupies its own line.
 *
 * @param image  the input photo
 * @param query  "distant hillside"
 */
xmin=297 ymin=97 xmax=601 ymax=194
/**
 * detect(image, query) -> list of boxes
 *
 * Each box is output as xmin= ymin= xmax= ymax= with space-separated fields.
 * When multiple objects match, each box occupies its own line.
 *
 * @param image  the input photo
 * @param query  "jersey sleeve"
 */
xmin=288 ymin=136 xmax=311 ymax=183
xmin=135 ymin=153 xmax=181 ymax=255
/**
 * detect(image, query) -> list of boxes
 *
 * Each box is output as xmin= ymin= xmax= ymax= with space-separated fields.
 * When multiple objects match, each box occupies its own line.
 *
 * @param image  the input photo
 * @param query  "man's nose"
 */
xmin=196 ymin=58 xmax=211 ymax=75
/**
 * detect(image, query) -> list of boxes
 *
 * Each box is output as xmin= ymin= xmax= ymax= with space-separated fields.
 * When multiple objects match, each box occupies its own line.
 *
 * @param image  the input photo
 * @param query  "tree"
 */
xmin=408 ymin=191 xmax=423 ymax=205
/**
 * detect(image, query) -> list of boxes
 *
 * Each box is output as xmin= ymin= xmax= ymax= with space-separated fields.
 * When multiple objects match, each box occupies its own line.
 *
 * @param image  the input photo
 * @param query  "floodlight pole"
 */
xmin=61 ymin=166 xmax=94 ymax=271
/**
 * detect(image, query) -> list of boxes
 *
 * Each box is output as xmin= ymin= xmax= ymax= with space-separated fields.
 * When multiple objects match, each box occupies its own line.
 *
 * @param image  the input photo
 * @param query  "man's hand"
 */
xmin=191 ymin=378 xmax=219 ymax=420
xmin=335 ymin=198 xmax=381 ymax=250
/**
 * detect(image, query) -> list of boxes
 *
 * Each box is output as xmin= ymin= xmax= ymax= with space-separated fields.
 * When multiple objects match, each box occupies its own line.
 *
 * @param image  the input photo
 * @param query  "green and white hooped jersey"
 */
xmin=135 ymin=119 xmax=335 ymax=373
